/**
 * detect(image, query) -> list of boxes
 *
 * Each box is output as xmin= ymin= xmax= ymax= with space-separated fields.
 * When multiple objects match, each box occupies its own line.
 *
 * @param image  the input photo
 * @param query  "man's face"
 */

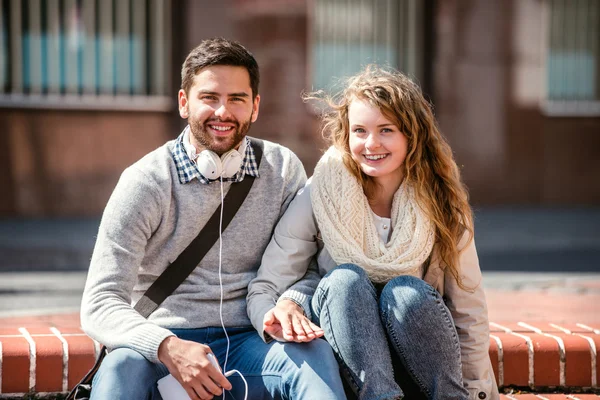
xmin=178 ymin=65 xmax=260 ymax=155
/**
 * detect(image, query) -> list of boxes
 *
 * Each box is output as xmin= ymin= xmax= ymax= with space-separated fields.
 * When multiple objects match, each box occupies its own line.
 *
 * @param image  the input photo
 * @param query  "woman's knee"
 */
xmin=379 ymin=276 xmax=439 ymax=319
xmin=313 ymin=264 xmax=376 ymax=316
xmin=320 ymin=263 xmax=372 ymax=293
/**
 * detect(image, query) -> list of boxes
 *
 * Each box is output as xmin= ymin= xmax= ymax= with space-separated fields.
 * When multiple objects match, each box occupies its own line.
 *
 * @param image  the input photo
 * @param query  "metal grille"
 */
xmin=545 ymin=0 xmax=599 ymax=115
xmin=0 ymin=0 xmax=171 ymax=109
xmin=311 ymin=0 xmax=423 ymax=91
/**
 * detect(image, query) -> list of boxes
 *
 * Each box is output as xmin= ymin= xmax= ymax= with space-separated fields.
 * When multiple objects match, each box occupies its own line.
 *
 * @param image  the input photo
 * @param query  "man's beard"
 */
xmin=188 ymin=115 xmax=252 ymax=156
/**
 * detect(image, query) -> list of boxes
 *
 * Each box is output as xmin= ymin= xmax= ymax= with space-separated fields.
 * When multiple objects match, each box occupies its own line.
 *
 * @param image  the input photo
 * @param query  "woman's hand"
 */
xmin=263 ymin=299 xmax=324 ymax=343
xmin=158 ymin=336 xmax=232 ymax=399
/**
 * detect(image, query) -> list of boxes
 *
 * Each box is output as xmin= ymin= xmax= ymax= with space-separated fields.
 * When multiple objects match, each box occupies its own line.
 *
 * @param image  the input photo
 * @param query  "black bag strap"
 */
xmin=134 ymin=138 xmax=263 ymax=317
xmin=67 ymin=138 xmax=263 ymax=399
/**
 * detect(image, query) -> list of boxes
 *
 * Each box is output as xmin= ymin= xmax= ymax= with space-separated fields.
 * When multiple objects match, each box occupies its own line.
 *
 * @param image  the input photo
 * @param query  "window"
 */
xmin=0 ymin=0 xmax=172 ymax=111
xmin=544 ymin=0 xmax=600 ymax=116
xmin=311 ymin=0 xmax=425 ymax=92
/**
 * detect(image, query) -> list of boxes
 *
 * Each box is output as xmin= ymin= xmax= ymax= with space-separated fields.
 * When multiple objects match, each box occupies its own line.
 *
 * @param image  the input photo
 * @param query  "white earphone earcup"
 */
xmin=196 ymin=151 xmax=222 ymax=180
xmin=220 ymin=150 xmax=243 ymax=178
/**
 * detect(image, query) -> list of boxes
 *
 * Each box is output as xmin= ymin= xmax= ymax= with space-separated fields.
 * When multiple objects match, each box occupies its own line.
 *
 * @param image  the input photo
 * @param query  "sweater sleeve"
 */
xmin=247 ymin=180 xmax=321 ymax=342
xmin=80 ymin=166 xmax=175 ymax=363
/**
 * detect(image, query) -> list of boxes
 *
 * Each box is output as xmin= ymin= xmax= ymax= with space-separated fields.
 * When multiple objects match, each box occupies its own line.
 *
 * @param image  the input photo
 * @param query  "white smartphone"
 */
xmin=156 ymin=374 xmax=191 ymax=400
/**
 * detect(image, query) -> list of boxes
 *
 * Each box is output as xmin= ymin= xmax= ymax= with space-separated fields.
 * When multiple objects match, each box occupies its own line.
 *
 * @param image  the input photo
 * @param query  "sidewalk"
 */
xmin=0 ymin=217 xmax=98 ymax=272
xmin=1 ymin=208 xmax=599 ymax=273
xmin=484 ymin=272 xmax=600 ymax=324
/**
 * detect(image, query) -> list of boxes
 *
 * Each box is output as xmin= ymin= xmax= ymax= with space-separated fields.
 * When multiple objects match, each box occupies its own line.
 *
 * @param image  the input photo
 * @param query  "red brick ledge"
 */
xmin=489 ymin=322 xmax=599 ymax=390
xmin=0 ymin=322 xmax=598 ymax=396
xmin=0 ymin=326 xmax=98 ymax=396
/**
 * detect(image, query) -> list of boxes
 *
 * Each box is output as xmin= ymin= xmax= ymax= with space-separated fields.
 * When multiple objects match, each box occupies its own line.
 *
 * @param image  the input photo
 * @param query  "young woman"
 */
xmin=247 ymin=66 xmax=499 ymax=400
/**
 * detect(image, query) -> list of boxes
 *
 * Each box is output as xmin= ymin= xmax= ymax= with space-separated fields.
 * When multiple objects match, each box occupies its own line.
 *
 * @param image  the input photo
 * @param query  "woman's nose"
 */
xmin=365 ymin=133 xmax=380 ymax=149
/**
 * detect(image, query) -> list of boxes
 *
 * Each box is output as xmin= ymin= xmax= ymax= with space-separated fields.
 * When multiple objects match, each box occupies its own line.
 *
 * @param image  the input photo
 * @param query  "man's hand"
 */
xmin=158 ymin=336 xmax=232 ymax=400
xmin=263 ymin=299 xmax=324 ymax=342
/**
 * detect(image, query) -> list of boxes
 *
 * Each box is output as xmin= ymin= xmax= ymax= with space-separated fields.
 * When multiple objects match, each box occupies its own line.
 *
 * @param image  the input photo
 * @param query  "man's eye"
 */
xmin=231 ymin=97 xmax=245 ymax=102
xmin=201 ymin=95 xmax=217 ymax=101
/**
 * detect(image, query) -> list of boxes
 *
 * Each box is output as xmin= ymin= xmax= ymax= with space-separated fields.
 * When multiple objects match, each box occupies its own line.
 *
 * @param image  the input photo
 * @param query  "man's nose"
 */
xmin=214 ymin=103 xmax=232 ymax=119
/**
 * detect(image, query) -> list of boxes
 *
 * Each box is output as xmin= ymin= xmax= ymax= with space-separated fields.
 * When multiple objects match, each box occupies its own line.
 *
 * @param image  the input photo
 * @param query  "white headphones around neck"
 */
xmin=196 ymin=149 xmax=243 ymax=180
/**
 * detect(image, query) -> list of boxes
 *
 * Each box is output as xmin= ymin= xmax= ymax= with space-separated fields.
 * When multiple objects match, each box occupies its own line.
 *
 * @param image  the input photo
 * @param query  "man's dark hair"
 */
xmin=181 ymin=38 xmax=260 ymax=98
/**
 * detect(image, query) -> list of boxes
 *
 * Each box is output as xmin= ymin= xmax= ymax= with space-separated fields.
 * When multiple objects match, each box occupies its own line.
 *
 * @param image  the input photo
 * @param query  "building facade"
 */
xmin=0 ymin=0 xmax=598 ymax=216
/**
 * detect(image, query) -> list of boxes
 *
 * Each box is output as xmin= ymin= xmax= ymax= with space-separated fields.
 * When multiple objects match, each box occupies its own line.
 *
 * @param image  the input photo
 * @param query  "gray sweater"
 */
xmin=80 ymin=137 xmax=307 ymax=363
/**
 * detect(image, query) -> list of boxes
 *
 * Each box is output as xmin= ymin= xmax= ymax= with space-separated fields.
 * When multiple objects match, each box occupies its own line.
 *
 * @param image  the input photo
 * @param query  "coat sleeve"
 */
xmin=444 ymin=234 xmax=500 ymax=400
xmin=246 ymin=180 xmax=321 ymax=342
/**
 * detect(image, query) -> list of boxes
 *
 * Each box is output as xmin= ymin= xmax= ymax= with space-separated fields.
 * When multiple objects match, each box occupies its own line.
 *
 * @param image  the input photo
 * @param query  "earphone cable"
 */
xmin=218 ymin=176 xmax=231 ymax=372
xmin=218 ymin=176 xmax=248 ymax=400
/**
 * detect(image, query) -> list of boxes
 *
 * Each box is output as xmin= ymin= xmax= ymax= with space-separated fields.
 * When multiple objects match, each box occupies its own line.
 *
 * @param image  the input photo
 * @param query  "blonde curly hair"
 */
xmin=305 ymin=65 xmax=474 ymax=289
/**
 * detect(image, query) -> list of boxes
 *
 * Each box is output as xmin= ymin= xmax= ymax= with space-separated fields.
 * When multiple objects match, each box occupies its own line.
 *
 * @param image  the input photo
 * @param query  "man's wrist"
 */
xmin=157 ymin=334 xmax=177 ymax=364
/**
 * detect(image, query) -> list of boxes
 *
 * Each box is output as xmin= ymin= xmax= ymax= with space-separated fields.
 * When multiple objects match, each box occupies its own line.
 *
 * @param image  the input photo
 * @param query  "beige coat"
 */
xmin=422 ymin=234 xmax=500 ymax=400
xmin=247 ymin=181 xmax=500 ymax=400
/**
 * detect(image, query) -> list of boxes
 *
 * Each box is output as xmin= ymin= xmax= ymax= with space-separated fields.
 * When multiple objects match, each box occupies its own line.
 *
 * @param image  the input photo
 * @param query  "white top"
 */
xmin=371 ymin=211 xmax=392 ymax=244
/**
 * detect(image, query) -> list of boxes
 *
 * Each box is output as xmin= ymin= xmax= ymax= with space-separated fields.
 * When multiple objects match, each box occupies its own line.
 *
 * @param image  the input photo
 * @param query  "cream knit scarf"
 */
xmin=311 ymin=147 xmax=436 ymax=283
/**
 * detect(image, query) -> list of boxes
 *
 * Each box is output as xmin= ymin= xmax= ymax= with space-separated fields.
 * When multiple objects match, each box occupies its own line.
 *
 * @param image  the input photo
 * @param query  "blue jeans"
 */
xmin=311 ymin=264 xmax=469 ymax=400
xmin=90 ymin=326 xmax=346 ymax=399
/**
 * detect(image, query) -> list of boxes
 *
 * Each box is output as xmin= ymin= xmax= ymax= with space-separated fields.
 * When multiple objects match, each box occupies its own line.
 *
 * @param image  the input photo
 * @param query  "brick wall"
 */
xmin=0 ymin=110 xmax=175 ymax=216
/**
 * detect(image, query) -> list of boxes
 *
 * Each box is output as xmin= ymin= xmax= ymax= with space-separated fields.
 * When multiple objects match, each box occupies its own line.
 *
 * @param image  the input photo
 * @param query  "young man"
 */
xmin=80 ymin=38 xmax=345 ymax=400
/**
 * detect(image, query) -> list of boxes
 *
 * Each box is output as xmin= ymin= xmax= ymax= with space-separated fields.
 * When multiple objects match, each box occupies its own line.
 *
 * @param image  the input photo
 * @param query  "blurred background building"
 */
xmin=0 ymin=0 xmax=599 ymax=217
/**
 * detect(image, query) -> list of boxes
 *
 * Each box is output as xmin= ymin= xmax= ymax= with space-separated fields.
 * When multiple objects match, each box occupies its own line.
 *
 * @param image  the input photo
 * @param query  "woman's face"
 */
xmin=348 ymin=98 xmax=408 ymax=187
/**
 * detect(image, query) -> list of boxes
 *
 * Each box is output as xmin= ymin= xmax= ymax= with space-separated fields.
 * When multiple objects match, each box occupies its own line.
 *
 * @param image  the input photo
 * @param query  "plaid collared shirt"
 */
xmin=172 ymin=131 xmax=260 ymax=184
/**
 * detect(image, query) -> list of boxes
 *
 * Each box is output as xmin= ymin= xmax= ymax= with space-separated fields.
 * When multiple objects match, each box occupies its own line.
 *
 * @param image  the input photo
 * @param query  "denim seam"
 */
xmin=382 ymin=308 xmax=432 ymax=398
xmin=427 ymin=285 xmax=464 ymax=395
xmin=380 ymin=280 xmax=467 ymax=399
xmin=428 ymin=286 xmax=462 ymax=357
xmin=317 ymin=285 xmax=362 ymax=394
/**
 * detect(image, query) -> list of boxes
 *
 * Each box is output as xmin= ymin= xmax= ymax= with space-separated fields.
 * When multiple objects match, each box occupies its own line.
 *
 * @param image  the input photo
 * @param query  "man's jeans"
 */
xmin=311 ymin=264 xmax=470 ymax=400
xmin=90 ymin=326 xmax=346 ymax=400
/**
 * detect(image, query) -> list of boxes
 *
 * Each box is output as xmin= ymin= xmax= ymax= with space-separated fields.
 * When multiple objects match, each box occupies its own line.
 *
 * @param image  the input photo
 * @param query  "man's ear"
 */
xmin=178 ymin=89 xmax=189 ymax=119
xmin=251 ymin=95 xmax=260 ymax=123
